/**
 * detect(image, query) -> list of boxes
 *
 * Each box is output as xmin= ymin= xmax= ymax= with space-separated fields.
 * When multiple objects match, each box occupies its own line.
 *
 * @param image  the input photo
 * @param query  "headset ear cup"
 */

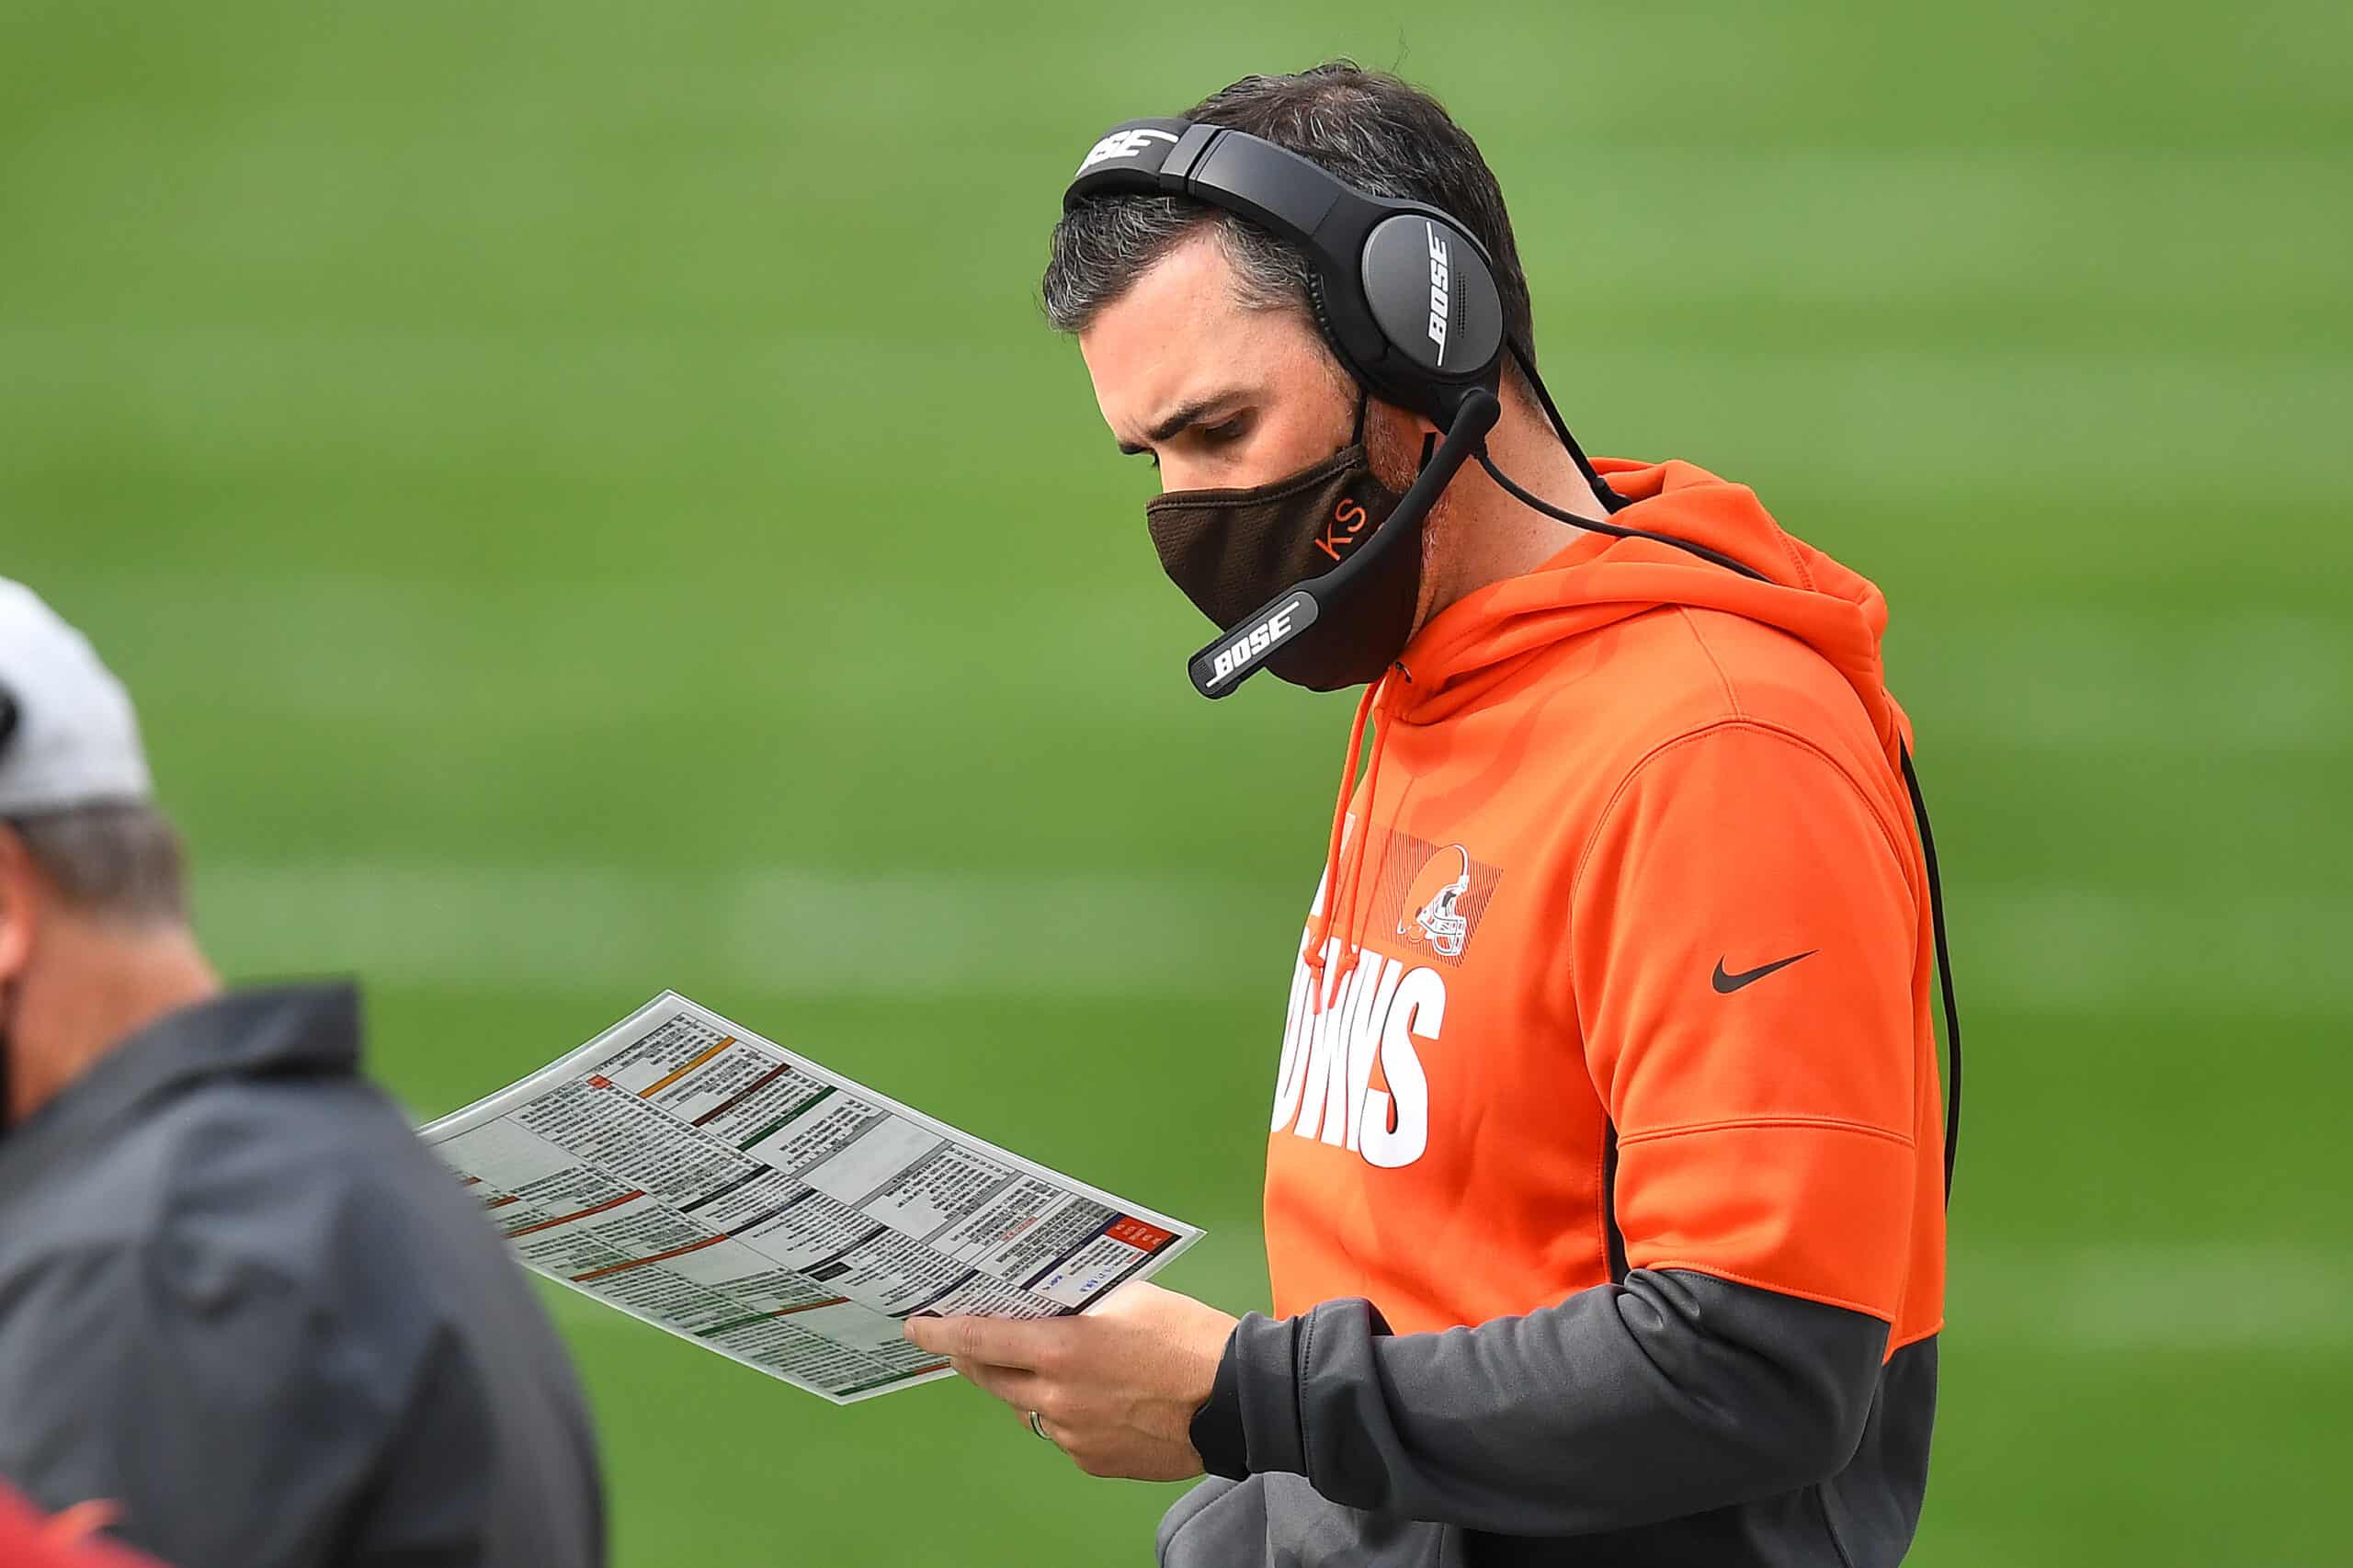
xmin=1355 ymin=213 xmax=1503 ymax=392
xmin=1450 ymin=242 xmax=1505 ymax=382
xmin=1306 ymin=271 xmax=1347 ymax=369
xmin=1310 ymin=267 xmax=1413 ymax=414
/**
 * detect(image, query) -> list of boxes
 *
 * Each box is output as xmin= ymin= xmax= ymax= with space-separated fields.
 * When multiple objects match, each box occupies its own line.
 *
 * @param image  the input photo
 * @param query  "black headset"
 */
xmin=1070 ymin=119 xmax=1509 ymax=425
xmin=1063 ymin=117 xmax=1963 ymax=1200
xmin=1066 ymin=119 xmax=1768 ymax=697
xmin=1069 ymin=119 xmax=1518 ymax=699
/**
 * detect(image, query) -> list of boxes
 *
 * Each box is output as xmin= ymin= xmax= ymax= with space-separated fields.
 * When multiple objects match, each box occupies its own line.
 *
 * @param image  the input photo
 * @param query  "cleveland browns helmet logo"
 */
xmin=1397 ymin=844 xmax=1473 ymax=958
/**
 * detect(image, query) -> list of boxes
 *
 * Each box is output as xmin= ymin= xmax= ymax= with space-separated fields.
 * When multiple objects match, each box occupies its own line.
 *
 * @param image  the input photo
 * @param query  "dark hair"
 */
xmin=1042 ymin=62 xmax=1538 ymax=389
xmin=9 ymin=802 xmax=189 ymax=926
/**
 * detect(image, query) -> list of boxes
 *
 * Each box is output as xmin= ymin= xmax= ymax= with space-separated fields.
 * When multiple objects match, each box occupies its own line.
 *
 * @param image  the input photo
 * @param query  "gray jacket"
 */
xmin=0 ymin=984 xmax=603 ymax=1568
xmin=1166 ymin=1274 xmax=1934 ymax=1566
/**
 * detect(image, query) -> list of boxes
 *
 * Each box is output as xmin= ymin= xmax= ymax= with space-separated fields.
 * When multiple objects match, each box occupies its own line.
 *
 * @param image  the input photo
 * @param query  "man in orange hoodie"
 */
xmin=907 ymin=62 xmax=1960 ymax=1567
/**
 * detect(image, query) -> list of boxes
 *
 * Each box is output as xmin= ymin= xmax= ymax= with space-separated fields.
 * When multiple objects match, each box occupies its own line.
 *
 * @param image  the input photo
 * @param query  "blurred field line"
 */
xmin=40 ymin=574 xmax=2353 ymax=748
xmin=1946 ymin=1242 xmax=2353 ymax=1353
xmin=1911 ymin=613 xmax=2353 ymax=753
xmin=9 ymin=347 xmax=2349 ymax=507
xmin=199 ymin=861 xmax=1281 ymax=1000
xmin=198 ymin=861 xmax=2352 ymax=1017
xmin=532 ymin=1233 xmax=2353 ymax=1355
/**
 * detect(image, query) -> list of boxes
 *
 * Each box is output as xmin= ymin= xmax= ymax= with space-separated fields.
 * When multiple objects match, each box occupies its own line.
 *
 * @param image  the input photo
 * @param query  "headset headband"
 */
xmin=1064 ymin=119 xmax=1506 ymax=424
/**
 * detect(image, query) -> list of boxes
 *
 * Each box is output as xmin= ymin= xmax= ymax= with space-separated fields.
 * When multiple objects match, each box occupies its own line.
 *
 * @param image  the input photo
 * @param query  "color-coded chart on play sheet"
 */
xmin=420 ymin=992 xmax=1201 ymax=1403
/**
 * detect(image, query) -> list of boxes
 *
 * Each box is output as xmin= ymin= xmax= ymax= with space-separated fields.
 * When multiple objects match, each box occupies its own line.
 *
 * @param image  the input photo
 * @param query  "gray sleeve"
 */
xmin=0 ymin=1241 xmax=392 ymax=1568
xmin=1188 ymin=1267 xmax=1889 ymax=1536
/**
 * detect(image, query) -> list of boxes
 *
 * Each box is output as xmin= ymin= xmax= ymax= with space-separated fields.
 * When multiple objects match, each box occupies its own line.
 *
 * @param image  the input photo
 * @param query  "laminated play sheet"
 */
xmin=419 ymin=992 xmax=1200 ymax=1403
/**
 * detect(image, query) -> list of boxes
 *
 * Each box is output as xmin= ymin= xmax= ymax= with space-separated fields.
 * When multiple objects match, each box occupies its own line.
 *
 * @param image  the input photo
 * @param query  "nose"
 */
xmin=1154 ymin=456 xmax=1210 ymax=494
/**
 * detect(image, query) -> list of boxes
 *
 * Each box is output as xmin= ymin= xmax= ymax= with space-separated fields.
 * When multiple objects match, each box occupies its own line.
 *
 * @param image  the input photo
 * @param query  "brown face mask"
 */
xmin=1143 ymin=407 xmax=1423 ymax=693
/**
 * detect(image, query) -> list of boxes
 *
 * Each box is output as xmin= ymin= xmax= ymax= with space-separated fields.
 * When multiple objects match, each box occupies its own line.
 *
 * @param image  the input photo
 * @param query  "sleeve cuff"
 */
xmin=1187 ymin=1320 xmax=1252 ymax=1481
xmin=1194 ymin=1301 xmax=1396 ymax=1483
xmin=1190 ymin=1311 xmax=1309 ymax=1480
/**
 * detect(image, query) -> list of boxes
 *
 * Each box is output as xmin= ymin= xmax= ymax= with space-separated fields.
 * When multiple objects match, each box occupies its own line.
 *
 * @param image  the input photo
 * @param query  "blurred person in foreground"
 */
xmin=0 ymin=1488 xmax=168 ymax=1568
xmin=0 ymin=579 xmax=605 ymax=1568
xmin=907 ymin=63 xmax=1954 ymax=1566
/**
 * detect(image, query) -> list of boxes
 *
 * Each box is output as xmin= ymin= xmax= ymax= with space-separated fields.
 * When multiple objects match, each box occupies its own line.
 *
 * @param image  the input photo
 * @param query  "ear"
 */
xmin=0 ymin=823 xmax=43 ymax=988
xmin=1362 ymin=394 xmax=1442 ymax=493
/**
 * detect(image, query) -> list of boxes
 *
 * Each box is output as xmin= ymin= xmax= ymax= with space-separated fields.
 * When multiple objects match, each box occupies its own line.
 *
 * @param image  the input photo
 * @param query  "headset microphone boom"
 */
xmin=1187 ymin=388 xmax=1499 ymax=699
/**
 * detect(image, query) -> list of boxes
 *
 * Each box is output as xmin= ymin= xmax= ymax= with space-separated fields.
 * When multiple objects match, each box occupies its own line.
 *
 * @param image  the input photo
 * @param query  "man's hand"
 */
xmin=904 ymin=1281 xmax=1238 ymax=1481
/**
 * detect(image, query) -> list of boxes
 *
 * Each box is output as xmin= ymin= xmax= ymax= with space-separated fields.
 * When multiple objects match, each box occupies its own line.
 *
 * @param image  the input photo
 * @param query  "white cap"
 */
xmin=0 ymin=578 xmax=154 ymax=816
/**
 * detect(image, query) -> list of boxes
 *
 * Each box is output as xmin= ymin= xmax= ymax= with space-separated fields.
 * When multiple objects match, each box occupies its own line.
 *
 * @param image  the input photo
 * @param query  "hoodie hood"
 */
xmin=1301 ymin=457 xmax=1909 ymax=1008
xmin=1394 ymin=458 xmax=1911 ymax=765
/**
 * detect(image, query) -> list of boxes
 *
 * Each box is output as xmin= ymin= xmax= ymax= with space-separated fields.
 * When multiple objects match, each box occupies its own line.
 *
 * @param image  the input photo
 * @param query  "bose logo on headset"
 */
xmin=1076 ymin=127 xmax=1178 ymax=176
xmin=1425 ymin=222 xmax=1451 ymax=366
xmin=1206 ymin=595 xmax=1310 ymax=687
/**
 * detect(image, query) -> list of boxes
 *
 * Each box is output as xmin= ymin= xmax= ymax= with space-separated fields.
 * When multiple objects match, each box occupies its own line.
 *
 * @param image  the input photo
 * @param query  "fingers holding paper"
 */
xmin=905 ymin=1280 xmax=1238 ymax=1482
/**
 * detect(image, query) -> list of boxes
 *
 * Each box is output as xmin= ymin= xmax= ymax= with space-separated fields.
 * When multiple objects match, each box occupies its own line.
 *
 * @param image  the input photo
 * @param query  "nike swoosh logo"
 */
xmin=1711 ymin=950 xmax=1817 ymax=994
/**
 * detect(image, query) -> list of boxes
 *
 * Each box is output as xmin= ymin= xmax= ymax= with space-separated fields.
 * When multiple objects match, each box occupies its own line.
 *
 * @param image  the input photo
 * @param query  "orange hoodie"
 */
xmin=1263 ymin=457 xmax=1946 ymax=1354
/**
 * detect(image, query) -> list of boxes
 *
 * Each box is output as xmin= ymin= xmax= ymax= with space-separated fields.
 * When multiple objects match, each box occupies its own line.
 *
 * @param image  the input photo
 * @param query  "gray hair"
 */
xmin=11 ymin=801 xmax=189 ymax=926
xmin=1043 ymin=197 xmax=1314 ymax=335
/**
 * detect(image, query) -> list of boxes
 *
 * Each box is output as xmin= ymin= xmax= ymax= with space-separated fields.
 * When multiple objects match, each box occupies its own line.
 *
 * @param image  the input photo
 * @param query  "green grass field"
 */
xmin=5 ymin=2 xmax=2348 ymax=1562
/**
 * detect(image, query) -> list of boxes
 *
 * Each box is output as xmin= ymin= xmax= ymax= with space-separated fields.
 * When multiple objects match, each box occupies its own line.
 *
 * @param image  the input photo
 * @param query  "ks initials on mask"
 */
xmin=1143 ymin=396 xmax=1430 ymax=692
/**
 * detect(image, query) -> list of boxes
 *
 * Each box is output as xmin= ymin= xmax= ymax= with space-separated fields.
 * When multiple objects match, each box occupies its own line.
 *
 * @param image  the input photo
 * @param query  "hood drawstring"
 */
xmin=1302 ymin=671 xmax=1400 ymax=1013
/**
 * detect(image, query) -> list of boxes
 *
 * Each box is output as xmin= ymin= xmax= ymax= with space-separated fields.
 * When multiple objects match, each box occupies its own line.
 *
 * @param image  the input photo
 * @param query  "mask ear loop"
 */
xmin=1358 ymin=384 xmax=1439 ymax=475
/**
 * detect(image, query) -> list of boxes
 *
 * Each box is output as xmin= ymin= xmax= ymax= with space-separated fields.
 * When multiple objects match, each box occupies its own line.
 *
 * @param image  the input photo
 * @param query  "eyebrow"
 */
xmin=1115 ymin=392 xmax=1245 ymax=455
